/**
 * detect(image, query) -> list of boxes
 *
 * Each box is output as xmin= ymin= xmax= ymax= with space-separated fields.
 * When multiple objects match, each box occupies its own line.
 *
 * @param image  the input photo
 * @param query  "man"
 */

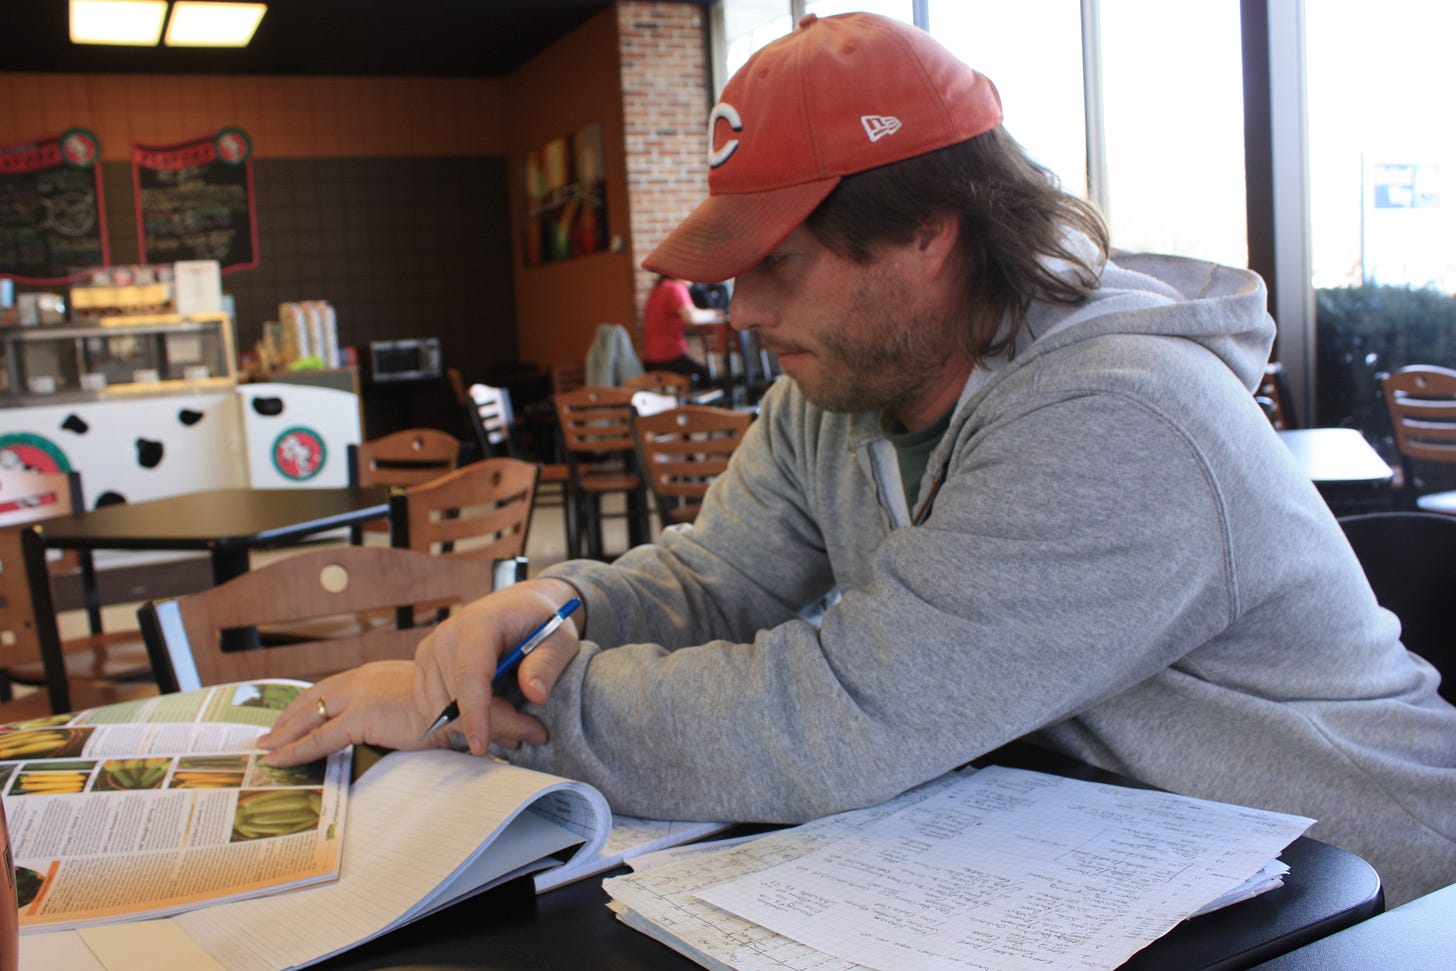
xmin=264 ymin=13 xmax=1456 ymax=905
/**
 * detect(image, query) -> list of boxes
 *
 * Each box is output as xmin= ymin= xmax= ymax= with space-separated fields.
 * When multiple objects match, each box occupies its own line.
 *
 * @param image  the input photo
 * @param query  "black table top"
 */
xmin=36 ymin=487 xmax=391 ymax=552
xmin=314 ymin=742 xmax=1383 ymax=971
xmin=1249 ymin=881 xmax=1454 ymax=970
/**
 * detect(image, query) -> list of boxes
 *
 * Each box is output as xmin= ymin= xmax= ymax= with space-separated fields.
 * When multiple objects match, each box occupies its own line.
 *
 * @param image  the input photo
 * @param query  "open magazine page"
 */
xmin=1 ymin=680 xmax=350 ymax=933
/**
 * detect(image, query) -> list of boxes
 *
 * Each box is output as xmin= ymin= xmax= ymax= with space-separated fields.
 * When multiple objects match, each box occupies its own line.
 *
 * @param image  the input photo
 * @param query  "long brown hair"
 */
xmin=804 ymin=126 xmax=1109 ymax=360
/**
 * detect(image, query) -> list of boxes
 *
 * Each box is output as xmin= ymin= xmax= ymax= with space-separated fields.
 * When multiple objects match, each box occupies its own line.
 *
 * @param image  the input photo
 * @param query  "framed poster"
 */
xmin=132 ymin=127 xmax=259 ymax=271
xmin=0 ymin=129 xmax=109 ymax=284
xmin=521 ymin=121 xmax=608 ymax=267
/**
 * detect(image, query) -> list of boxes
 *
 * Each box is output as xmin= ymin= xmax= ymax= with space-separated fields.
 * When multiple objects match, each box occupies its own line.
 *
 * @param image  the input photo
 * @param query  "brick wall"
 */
xmin=618 ymin=1 xmax=713 ymax=345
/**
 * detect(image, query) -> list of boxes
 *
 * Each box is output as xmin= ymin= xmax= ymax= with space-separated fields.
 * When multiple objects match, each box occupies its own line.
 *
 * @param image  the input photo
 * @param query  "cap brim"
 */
xmin=643 ymin=177 xmax=841 ymax=283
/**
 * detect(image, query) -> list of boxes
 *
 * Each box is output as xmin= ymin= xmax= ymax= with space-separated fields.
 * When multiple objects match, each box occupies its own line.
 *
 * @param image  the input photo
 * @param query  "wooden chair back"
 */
xmin=554 ymin=386 xmax=640 ymax=459
xmin=624 ymin=370 xmax=691 ymax=402
xmin=466 ymin=383 xmax=518 ymax=459
xmin=550 ymin=361 xmax=586 ymax=397
xmin=0 ymin=469 xmax=156 ymax=707
xmin=348 ymin=428 xmax=462 ymax=542
xmin=633 ymin=406 xmax=753 ymax=526
xmin=391 ymin=457 xmax=539 ymax=563
xmin=553 ymin=386 xmax=649 ymax=558
xmin=446 ymin=367 xmax=470 ymax=407
xmin=467 ymin=383 xmax=577 ymax=556
xmin=0 ymin=468 xmax=83 ymax=572
xmin=0 ymin=526 xmax=70 ymax=713
xmin=138 ymin=545 xmax=505 ymax=692
xmin=349 ymin=428 xmax=462 ymax=488
xmin=1381 ymin=365 xmax=1456 ymax=510
xmin=1383 ymin=365 xmax=1456 ymax=466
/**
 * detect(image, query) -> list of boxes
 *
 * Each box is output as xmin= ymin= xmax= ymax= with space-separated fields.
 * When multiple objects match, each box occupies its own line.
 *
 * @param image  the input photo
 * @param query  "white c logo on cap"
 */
xmin=707 ymin=102 xmax=742 ymax=168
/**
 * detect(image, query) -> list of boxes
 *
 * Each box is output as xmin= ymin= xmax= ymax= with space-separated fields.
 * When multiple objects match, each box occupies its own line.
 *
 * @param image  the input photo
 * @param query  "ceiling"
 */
xmin=2 ymin=1 xmax=709 ymax=78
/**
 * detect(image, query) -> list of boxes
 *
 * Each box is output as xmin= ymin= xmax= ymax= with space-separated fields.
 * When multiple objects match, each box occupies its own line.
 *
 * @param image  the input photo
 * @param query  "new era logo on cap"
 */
xmin=860 ymin=115 xmax=902 ymax=143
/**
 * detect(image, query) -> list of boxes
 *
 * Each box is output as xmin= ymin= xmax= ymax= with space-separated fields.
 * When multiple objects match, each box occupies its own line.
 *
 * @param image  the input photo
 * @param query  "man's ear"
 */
xmin=913 ymin=212 xmax=961 ymax=278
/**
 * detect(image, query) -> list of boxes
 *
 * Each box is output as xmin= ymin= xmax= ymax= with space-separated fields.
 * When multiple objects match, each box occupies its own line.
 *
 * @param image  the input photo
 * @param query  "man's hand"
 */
xmin=259 ymin=660 xmax=455 ymax=766
xmin=413 ymin=577 xmax=583 ymax=756
xmin=259 ymin=578 xmax=582 ymax=766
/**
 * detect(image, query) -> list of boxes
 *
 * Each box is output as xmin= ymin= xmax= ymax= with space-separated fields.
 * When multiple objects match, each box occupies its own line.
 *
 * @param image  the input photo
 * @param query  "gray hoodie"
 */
xmin=516 ymin=252 xmax=1456 ymax=906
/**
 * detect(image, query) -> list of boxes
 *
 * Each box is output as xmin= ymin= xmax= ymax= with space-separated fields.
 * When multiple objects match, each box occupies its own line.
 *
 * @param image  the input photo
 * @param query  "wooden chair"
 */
xmin=1338 ymin=511 xmax=1456 ymax=704
xmin=137 ymin=545 xmax=509 ymax=693
xmin=0 ymin=524 xmax=155 ymax=715
xmin=1380 ymin=365 xmax=1456 ymax=514
xmin=624 ymin=370 xmax=692 ymax=403
xmin=0 ymin=468 xmax=155 ymax=705
xmin=347 ymin=428 xmax=462 ymax=542
xmin=550 ymin=361 xmax=586 ymax=397
xmin=553 ymin=386 xmax=651 ymax=560
xmin=633 ymin=406 xmax=754 ymax=528
xmin=465 ymin=382 xmax=576 ymax=557
xmin=390 ymin=457 xmax=538 ymax=563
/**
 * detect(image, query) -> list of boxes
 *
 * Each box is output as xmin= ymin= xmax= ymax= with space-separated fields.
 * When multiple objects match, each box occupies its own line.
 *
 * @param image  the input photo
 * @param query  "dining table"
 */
xmin=1277 ymin=428 xmax=1395 ymax=487
xmin=37 ymin=486 xmax=392 ymax=586
xmin=37 ymin=486 xmax=392 ymax=653
xmin=1277 ymin=428 xmax=1396 ymax=513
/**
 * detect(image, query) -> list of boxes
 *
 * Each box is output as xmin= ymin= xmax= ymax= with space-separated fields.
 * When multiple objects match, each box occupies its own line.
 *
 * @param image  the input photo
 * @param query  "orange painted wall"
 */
xmin=504 ymin=7 xmax=636 ymax=372
xmin=0 ymin=72 xmax=506 ymax=159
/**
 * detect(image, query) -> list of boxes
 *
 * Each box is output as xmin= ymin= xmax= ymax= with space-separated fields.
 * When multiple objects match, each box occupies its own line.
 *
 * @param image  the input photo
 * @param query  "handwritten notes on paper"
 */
xmin=606 ymin=766 xmax=1314 ymax=971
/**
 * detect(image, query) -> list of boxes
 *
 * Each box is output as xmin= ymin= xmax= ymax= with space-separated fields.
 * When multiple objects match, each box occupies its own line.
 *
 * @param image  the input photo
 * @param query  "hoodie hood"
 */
xmin=1023 ymin=251 xmax=1275 ymax=392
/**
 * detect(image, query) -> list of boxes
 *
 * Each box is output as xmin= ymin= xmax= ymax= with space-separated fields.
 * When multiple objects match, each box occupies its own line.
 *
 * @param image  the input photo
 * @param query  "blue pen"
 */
xmin=421 ymin=598 xmax=582 ymax=739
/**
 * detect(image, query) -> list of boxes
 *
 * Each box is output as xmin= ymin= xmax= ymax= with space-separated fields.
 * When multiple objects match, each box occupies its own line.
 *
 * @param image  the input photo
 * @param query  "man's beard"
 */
xmin=798 ymin=286 xmax=959 ymax=416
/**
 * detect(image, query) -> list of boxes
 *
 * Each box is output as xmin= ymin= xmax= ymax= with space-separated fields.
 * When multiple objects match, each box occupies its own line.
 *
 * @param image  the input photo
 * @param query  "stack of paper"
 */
xmin=605 ymin=766 xmax=1314 ymax=971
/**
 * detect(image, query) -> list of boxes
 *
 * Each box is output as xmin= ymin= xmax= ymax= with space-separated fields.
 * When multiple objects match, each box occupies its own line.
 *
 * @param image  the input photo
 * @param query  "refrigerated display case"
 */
xmin=0 ymin=313 xmax=235 ymax=403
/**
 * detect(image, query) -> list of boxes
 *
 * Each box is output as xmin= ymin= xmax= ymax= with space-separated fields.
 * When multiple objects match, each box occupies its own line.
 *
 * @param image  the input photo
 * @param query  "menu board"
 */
xmin=0 ymin=129 xmax=110 ymax=284
xmin=132 ymin=127 xmax=258 ymax=271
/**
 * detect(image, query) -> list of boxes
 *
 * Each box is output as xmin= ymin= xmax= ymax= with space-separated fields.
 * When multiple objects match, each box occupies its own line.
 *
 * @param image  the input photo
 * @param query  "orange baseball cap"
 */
xmin=644 ymin=12 xmax=1003 ymax=284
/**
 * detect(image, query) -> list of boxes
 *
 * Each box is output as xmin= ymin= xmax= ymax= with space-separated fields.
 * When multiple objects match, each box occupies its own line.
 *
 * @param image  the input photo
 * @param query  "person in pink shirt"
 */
xmin=641 ymin=274 xmax=720 ymax=384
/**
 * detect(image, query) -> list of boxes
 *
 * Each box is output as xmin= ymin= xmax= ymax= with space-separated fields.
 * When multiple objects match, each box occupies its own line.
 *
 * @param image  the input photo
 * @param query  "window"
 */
xmin=1305 ymin=0 xmax=1456 ymax=434
xmin=715 ymin=1 xmax=1245 ymax=267
xmin=721 ymin=1 xmax=793 ymax=80
xmin=1098 ymin=0 xmax=1246 ymax=266
xmin=929 ymin=2 xmax=1087 ymax=198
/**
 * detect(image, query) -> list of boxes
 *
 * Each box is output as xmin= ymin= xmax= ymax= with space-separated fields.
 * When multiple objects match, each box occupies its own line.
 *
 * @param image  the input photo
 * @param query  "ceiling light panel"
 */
xmin=70 ymin=0 xmax=169 ymax=46
xmin=165 ymin=2 xmax=268 ymax=47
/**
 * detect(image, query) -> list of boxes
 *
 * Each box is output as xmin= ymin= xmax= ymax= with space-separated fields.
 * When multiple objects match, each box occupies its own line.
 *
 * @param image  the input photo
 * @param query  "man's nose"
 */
xmin=728 ymin=281 xmax=768 ymax=332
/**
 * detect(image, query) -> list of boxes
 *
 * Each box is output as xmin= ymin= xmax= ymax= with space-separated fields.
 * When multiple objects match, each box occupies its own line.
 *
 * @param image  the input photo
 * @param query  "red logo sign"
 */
xmin=271 ymin=428 xmax=326 ymax=481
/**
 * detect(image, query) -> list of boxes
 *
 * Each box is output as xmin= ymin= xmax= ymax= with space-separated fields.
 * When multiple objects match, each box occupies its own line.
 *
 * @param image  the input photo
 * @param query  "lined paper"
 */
xmin=605 ymin=767 xmax=1312 ymax=971
xmin=698 ymin=767 xmax=1313 ymax=971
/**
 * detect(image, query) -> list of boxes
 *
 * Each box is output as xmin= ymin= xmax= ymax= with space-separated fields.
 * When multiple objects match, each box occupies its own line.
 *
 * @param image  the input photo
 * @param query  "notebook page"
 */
xmin=698 ymin=766 xmax=1313 ymax=971
xmin=79 ymin=749 xmax=609 ymax=971
xmin=532 ymin=812 xmax=732 ymax=893
xmin=604 ymin=774 xmax=960 ymax=970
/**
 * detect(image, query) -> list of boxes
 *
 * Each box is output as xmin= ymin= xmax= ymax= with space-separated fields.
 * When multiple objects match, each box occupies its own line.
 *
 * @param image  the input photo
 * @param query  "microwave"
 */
xmin=369 ymin=338 xmax=442 ymax=383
